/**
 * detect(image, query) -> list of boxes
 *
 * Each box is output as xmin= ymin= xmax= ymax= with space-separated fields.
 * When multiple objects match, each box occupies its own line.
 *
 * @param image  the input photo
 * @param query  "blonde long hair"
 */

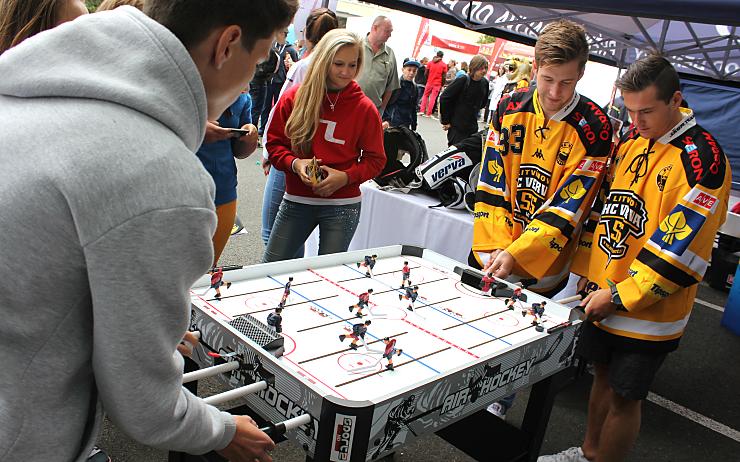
xmin=285 ymin=29 xmax=363 ymax=156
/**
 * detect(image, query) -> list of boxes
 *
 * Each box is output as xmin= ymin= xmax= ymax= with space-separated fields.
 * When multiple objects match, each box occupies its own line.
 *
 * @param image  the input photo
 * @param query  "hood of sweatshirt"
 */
xmin=0 ymin=6 xmax=206 ymax=151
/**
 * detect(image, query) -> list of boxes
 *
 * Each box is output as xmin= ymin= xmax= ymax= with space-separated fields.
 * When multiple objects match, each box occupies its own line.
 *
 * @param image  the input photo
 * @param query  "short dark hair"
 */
xmin=144 ymin=0 xmax=298 ymax=51
xmin=616 ymin=54 xmax=680 ymax=104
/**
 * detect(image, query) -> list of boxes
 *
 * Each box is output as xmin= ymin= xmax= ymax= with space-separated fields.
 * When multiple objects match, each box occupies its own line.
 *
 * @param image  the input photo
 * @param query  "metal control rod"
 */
xmin=182 ymin=361 xmax=240 ymax=384
xmin=202 ymin=381 xmax=268 ymax=406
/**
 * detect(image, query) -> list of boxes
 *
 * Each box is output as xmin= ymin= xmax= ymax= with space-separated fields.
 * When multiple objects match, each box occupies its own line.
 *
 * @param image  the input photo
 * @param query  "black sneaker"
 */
xmin=349 ymin=305 xmax=354 ymax=312
xmin=407 ymin=306 xmax=413 ymax=311
xmin=339 ymin=335 xmax=345 ymax=341
xmin=356 ymin=262 xmax=361 ymax=268
xmin=365 ymin=272 xmax=371 ymax=278
xmin=226 ymin=282 xmax=232 ymax=289
xmin=398 ymin=294 xmax=403 ymax=300
xmin=350 ymin=344 xmax=358 ymax=350
xmin=535 ymin=325 xmax=544 ymax=332
xmin=385 ymin=364 xmax=394 ymax=371
xmin=356 ymin=313 xmax=363 ymax=318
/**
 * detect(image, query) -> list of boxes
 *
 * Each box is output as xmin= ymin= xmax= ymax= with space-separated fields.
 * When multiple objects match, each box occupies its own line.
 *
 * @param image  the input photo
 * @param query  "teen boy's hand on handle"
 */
xmin=485 ymin=250 xmax=514 ymax=279
xmin=580 ymin=288 xmax=618 ymax=323
xmin=314 ymin=166 xmax=349 ymax=197
xmin=217 ymin=415 xmax=275 ymax=462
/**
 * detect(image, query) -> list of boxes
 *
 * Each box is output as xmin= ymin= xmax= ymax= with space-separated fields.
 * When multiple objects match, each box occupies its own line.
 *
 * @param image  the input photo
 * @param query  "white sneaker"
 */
xmin=486 ymin=402 xmax=506 ymax=420
xmin=537 ymin=447 xmax=589 ymax=462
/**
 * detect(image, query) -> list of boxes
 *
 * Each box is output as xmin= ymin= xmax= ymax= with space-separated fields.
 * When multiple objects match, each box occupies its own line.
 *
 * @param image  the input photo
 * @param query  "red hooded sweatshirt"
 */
xmin=266 ymin=80 xmax=385 ymax=204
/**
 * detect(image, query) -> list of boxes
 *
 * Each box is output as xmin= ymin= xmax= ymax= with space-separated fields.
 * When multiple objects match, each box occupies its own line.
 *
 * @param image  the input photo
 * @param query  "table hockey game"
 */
xmin=184 ymin=246 xmax=582 ymax=462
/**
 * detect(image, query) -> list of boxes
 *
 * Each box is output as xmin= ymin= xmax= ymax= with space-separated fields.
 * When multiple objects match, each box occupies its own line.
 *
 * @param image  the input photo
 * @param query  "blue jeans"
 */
xmin=249 ymin=82 xmax=268 ymax=133
xmin=260 ymin=81 xmax=283 ymax=134
xmin=263 ymin=200 xmax=361 ymax=263
xmin=261 ymin=167 xmax=304 ymax=258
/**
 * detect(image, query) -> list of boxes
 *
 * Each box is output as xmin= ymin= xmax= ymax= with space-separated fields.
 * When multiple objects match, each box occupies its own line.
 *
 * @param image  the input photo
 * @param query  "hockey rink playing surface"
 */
xmin=190 ymin=255 xmax=570 ymax=402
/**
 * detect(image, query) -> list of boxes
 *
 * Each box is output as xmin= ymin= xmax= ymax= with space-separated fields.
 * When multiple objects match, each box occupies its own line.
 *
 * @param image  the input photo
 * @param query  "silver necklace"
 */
xmin=326 ymin=92 xmax=340 ymax=111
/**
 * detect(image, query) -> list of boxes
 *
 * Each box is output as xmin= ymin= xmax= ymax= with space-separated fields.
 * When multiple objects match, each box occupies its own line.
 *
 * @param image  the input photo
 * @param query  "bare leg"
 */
xmin=581 ymin=362 xmax=612 ymax=460
xmin=596 ymin=393 xmax=642 ymax=462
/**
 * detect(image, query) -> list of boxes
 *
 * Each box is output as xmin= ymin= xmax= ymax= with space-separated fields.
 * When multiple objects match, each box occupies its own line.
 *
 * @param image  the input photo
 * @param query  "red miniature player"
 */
xmin=349 ymin=289 xmax=373 ymax=317
xmin=400 ymin=261 xmax=411 ymax=288
xmin=505 ymin=287 xmax=524 ymax=310
xmin=339 ymin=320 xmax=372 ymax=350
xmin=382 ymin=337 xmax=403 ymax=371
xmin=357 ymin=254 xmax=377 ymax=278
xmin=280 ymin=276 xmax=294 ymax=305
xmin=480 ymin=272 xmax=495 ymax=296
xmin=209 ymin=267 xmax=231 ymax=300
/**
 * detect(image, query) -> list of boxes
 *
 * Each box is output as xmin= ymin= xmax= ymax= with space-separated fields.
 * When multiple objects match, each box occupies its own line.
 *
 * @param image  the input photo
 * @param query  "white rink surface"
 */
xmin=190 ymin=255 xmax=569 ymax=402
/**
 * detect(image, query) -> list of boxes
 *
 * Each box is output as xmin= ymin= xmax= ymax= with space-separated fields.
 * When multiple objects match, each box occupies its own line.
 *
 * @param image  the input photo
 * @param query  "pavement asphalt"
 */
xmin=96 ymin=115 xmax=739 ymax=461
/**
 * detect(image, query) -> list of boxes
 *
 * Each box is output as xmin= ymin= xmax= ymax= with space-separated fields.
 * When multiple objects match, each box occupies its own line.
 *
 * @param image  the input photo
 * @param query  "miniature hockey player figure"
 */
xmin=209 ymin=267 xmax=231 ymax=300
xmin=266 ymin=307 xmax=283 ymax=333
xmin=339 ymin=320 xmax=372 ymax=350
xmin=280 ymin=276 xmax=294 ymax=305
xmin=357 ymin=254 xmax=377 ymax=278
xmin=382 ymin=337 xmax=403 ymax=371
xmin=349 ymin=289 xmax=373 ymax=317
xmin=399 ymin=285 xmax=419 ymax=311
xmin=529 ymin=301 xmax=547 ymax=332
xmin=505 ymin=287 xmax=524 ymax=310
xmin=480 ymin=272 xmax=495 ymax=296
xmin=400 ymin=261 xmax=411 ymax=288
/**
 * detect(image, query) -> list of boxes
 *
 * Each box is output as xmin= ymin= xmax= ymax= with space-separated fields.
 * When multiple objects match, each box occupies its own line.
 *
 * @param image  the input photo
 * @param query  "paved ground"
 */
xmin=97 ymin=115 xmax=739 ymax=461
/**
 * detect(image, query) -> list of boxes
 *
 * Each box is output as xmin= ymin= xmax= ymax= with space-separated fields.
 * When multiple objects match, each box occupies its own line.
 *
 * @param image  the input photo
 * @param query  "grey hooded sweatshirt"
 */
xmin=0 ymin=7 xmax=236 ymax=461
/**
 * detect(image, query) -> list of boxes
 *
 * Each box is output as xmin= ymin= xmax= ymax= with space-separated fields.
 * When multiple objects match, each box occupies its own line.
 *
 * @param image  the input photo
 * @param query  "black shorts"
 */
xmin=576 ymin=322 xmax=667 ymax=400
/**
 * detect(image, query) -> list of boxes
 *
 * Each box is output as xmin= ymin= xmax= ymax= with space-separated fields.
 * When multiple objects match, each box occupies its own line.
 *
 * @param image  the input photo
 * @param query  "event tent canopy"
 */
xmin=365 ymin=0 xmax=739 ymax=84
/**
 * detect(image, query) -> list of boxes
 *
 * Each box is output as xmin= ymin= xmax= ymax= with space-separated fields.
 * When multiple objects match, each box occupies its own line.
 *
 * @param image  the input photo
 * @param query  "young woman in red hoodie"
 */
xmin=264 ymin=29 xmax=385 ymax=262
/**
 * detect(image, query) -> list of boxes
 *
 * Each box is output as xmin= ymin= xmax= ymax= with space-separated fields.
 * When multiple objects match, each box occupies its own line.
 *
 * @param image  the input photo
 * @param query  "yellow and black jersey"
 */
xmin=472 ymin=86 xmax=612 ymax=292
xmin=573 ymin=109 xmax=731 ymax=347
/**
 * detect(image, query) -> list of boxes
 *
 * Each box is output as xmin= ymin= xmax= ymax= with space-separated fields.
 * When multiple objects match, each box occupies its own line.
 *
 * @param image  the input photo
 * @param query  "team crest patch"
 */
xmin=480 ymin=145 xmax=506 ymax=189
xmin=514 ymin=164 xmax=551 ymax=226
xmin=557 ymin=142 xmax=573 ymax=166
xmin=557 ymin=175 xmax=595 ymax=213
xmin=650 ymin=205 xmax=705 ymax=256
xmin=598 ymin=190 xmax=647 ymax=265
xmin=656 ymin=164 xmax=672 ymax=191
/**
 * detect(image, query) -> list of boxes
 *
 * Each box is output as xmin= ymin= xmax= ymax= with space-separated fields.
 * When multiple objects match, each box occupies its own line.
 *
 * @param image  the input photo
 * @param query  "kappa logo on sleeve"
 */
xmin=651 ymin=205 xmax=705 ymax=256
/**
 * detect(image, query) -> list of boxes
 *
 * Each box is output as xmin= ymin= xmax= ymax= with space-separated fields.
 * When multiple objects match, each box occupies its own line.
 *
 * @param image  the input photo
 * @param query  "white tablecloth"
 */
xmin=306 ymin=182 xmax=474 ymax=262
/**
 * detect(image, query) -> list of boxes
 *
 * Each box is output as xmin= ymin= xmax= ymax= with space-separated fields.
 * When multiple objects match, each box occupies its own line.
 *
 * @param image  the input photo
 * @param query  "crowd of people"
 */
xmin=0 ymin=2 xmax=731 ymax=462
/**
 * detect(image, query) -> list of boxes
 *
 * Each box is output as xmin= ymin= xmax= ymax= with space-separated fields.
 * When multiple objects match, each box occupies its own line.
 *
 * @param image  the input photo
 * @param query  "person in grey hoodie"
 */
xmin=0 ymin=1 xmax=297 ymax=461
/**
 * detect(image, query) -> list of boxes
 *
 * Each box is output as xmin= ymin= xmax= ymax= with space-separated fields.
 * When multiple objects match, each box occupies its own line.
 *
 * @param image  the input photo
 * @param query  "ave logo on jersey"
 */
xmin=650 ymin=205 xmax=705 ymax=256
xmin=598 ymin=190 xmax=647 ymax=264
xmin=514 ymin=164 xmax=551 ymax=226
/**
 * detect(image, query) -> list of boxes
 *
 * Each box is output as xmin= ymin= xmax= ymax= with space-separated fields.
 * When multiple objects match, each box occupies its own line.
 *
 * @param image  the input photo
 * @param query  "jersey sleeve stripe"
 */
xmin=531 ymin=211 xmax=575 ymax=239
xmin=474 ymin=190 xmax=512 ymax=212
xmin=635 ymin=248 xmax=699 ymax=287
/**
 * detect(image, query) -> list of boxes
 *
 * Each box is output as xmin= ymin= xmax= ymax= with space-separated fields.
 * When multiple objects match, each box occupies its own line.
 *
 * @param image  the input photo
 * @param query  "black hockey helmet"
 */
xmin=374 ymin=126 xmax=428 ymax=189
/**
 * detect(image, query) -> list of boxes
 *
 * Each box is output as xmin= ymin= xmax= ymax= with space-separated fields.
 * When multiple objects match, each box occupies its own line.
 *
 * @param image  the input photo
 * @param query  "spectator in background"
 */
xmin=0 ymin=0 xmax=87 ymax=54
xmin=259 ymin=29 xmax=299 ymax=135
xmin=357 ymin=15 xmax=400 ymax=116
xmin=414 ymin=56 xmax=429 ymax=111
xmin=456 ymin=61 xmax=468 ymax=79
xmin=264 ymin=29 xmax=385 ymax=262
xmin=485 ymin=65 xmax=507 ymax=123
xmin=383 ymin=58 xmax=421 ymax=131
xmin=439 ymin=54 xmax=489 ymax=145
xmin=197 ymin=91 xmax=259 ymax=265
xmin=445 ymin=59 xmax=458 ymax=83
xmin=419 ymin=50 xmax=446 ymax=117
xmin=261 ymin=7 xmax=338 ymax=257
xmin=249 ymin=43 xmax=278 ymax=134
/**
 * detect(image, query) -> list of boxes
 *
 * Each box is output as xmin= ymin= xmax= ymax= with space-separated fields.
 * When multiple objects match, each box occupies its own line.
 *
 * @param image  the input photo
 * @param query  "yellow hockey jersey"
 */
xmin=573 ymin=109 xmax=731 ymax=346
xmin=472 ymin=87 xmax=612 ymax=292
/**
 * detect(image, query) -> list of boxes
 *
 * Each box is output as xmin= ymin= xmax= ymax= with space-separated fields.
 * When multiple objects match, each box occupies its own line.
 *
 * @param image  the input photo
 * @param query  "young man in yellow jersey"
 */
xmin=472 ymin=20 xmax=612 ymax=296
xmin=540 ymin=55 xmax=731 ymax=462
xmin=472 ymin=19 xmax=612 ymax=420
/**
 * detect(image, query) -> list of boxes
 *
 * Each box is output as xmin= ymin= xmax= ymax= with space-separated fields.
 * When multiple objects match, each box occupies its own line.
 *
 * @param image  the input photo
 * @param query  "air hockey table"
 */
xmin=174 ymin=245 xmax=583 ymax=462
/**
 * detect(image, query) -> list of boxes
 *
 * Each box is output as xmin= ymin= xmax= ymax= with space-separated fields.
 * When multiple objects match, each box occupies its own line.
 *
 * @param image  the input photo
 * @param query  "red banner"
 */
xmin=412 ymin=18 xmax=429 ymax=59
xmin=430 ymin=35 xmax=480 ymax=55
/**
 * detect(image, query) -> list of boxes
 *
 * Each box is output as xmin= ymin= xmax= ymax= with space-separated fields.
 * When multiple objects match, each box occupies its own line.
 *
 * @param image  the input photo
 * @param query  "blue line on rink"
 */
xmin=267 ymin=275 xmax=441 ymax=375
xmin=342 ymin=263 xmax=512 ymax=347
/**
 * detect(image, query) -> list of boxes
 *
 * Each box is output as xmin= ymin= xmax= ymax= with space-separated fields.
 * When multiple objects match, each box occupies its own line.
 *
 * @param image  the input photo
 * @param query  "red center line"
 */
xmin=282 ymin=355 xmax=348 ymax=400
xmin=190 ymin=290 xmax=233 ymax=321
xmin=308 ymin=268 xmax=479 ymax=359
